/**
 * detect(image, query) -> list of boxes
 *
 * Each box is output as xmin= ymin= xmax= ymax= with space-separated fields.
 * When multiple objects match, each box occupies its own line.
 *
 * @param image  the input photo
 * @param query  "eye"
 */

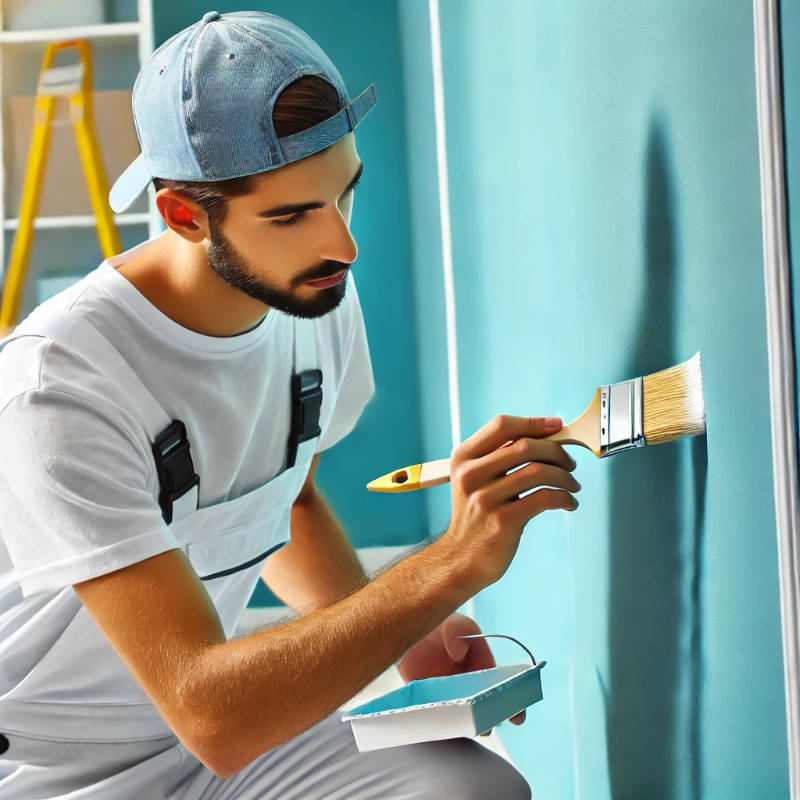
xmin=272 ymin=211 xmax=307 ymax=228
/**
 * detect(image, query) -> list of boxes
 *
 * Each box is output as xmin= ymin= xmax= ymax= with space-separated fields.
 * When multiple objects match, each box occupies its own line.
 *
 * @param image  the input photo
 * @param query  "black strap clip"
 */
xmin=286 ymin=369 xmax=323 ymax=469
xmin=152 ymin=419 xmax=200 ymax=524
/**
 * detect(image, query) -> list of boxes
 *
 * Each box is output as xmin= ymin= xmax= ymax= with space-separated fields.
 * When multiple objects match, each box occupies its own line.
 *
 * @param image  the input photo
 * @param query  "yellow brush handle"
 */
xmin=366 ymin=459 xmax=451 ymax=492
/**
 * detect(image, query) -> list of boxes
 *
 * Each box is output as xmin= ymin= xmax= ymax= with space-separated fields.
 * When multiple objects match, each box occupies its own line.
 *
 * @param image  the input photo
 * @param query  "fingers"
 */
xmin=508 ymin=486 xmax=579 ymax=519
xmin=457 ymin=415 xmax=563 ymax=461
xmin=483 ymin=461 xmax=580 ymax=506
xmin=441 ymin=614 xmax=479 ymax=664
xmin=440 ymin=622 xmax=497 ymax=671
xmin=459 ymin=437 xmax=576 ymax=495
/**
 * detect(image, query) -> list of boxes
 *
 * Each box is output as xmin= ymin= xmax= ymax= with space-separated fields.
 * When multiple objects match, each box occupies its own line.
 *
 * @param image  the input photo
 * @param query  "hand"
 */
xmin=397 ymin=612 xmax=526 ymax=727
xmin=434 ymin=415 xmax=580 ymax=596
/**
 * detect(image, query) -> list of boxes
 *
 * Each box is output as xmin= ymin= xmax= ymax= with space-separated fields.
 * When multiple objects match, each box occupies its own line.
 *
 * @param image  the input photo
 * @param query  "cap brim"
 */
xmin=109 ymin=154 xmax=152 ymax=213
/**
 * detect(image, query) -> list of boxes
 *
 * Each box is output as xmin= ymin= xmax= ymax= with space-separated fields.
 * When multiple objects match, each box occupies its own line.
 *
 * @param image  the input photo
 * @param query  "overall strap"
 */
xmin=289 ymin=316 xmax=322 ymax=469
xmin=0 ymin=310 xmax=199 ymax=524
xmin=294 ymin=315 xmax=318 ymax=372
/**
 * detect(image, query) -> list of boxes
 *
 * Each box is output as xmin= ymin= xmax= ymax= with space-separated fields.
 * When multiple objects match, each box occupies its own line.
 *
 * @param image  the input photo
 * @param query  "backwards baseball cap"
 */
xmin=110 ymin=10 xmax=377 ymax=213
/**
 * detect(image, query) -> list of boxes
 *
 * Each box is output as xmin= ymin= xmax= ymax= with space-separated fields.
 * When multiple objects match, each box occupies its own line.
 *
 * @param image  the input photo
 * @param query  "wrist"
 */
xmin=415 ymin=535 xmax=478 ymax=607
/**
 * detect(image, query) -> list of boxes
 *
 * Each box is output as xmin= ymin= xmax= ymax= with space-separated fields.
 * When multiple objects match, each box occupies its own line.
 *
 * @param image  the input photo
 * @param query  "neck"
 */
xmin=116 ymin=230 xmax=269 ymax=337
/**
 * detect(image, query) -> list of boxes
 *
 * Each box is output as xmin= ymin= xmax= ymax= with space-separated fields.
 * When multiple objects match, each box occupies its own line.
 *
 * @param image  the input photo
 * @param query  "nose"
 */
xmin=320 ymin=206 xmax=358 ymax=265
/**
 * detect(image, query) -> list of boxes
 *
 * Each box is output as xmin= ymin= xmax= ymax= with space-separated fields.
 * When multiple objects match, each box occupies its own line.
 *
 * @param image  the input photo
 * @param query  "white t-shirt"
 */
xmin=0 ymin=235 xmax=374 ymax=688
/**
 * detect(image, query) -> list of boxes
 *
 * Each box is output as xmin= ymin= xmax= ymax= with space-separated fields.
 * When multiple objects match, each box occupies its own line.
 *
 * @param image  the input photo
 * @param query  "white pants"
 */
xmin=0 ymin=712 xmax=531 ymax=799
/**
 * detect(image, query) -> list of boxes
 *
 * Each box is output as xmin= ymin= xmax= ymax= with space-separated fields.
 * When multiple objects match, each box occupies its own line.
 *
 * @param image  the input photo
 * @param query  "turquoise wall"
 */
xmin=153 ymin=2 xmax=430 ymax=566
xmin=398 ymin=0 xmax=788 ymax=796
xmin=153 ymin=1 xmax=791 ymax=793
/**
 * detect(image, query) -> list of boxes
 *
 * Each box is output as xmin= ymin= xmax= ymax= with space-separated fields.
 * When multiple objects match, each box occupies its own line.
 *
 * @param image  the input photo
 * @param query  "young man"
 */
xmin=0 ymin=11 xmax=580 ymax=798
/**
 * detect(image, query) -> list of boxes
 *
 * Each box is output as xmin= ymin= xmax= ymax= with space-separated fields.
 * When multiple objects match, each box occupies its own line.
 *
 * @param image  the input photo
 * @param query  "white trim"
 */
xmin=3 ymin=213 xmax=150 ymax=231
xmin=753 ymin=1 xmax=800 ymax=795
xmin=136 ymin=0 xmax=154 ymax=69
xmin=0 ymin=22 xmax=141 ymax=45
xmin=428 ymin=0 xmax=473 ymax=623
xmin=427 ymin=0 xmax=461 ymax=453
xmin=136 ymin=0 xmax=160 ymax=240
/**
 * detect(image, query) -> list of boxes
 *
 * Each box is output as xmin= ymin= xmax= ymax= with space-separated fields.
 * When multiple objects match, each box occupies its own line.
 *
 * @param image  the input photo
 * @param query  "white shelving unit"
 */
xmin=0 ymin=21 xmax=142 ymax=45
xmin=0 ymin=0 xmax=156 ymax=296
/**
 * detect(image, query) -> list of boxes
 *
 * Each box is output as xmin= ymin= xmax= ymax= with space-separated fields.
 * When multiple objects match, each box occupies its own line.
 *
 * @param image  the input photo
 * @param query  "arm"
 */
xmin=259 ymin=454 xmax=368 ymax=613
xmin=73 ymin=415 xmax=579 ymax=777
xmin=271 ymin=457 xmax=525 ymax=723
xmin=75 ymin=538 xmax=467 ymax=777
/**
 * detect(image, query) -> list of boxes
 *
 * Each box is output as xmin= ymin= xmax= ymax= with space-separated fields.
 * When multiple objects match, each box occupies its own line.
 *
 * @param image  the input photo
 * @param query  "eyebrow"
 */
xmin=257 ymin=161 xmax=364 ymax=218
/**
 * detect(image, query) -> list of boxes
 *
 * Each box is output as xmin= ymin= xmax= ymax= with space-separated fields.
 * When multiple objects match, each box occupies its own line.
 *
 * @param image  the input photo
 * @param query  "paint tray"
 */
xmin=342 ymin=634 xmax=545 ymax=751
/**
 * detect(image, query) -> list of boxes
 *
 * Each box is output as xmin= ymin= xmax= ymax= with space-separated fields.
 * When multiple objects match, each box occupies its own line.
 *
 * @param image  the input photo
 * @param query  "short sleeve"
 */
xmin=315 ymin=281 xmax=375 ymax=453
xmin=0 ymin=388 xmax=179 ymax=597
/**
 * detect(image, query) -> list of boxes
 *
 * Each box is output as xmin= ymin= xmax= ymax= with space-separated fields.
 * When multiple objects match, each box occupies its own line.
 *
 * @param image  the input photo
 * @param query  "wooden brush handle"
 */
xmin=368 ymin=388 xmax=604 ymax=493
xmin=540 ymin=387 xmax=603 ymax=457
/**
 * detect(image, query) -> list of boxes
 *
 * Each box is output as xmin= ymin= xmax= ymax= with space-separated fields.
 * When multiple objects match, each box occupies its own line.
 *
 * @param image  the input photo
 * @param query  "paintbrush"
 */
xmin=366 ymin=352 xmax=706 ymax=493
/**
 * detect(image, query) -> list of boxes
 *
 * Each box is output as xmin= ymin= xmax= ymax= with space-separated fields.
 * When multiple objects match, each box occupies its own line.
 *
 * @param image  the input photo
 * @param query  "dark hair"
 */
xmin=152 ymin=75 xmax=342 ymax=227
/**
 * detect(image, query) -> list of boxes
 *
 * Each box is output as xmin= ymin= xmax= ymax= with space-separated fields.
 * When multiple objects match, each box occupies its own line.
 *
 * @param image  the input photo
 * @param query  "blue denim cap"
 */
xmin=110 ymin=10 xmax=377 ymax=213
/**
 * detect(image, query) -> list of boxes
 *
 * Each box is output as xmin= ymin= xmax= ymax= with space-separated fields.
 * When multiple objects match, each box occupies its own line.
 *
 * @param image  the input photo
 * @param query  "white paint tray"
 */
xmin=342 ymin=635 xmax=545 ymax=751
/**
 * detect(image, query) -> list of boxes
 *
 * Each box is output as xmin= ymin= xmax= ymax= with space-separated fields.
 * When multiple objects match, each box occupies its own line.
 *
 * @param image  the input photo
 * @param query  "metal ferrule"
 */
xmin=600 ymin=376 xmax=646 ymax=457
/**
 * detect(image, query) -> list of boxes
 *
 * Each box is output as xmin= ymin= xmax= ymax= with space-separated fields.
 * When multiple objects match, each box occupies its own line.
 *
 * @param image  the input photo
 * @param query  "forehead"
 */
xmin=250 ymin=134 xmax=359 ymax=197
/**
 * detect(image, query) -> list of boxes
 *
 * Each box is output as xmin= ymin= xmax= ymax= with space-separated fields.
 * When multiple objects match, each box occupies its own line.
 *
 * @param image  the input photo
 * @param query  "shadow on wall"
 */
xmin=604 ymin=115 xmax=708 ymax=799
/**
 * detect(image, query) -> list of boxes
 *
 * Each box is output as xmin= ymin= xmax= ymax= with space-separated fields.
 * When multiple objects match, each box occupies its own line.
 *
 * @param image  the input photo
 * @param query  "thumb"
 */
xmin=440 ymin=616 xmax=475 ymax=664
xmin=443 ymin=633 xmax=470 ymax=664
xmin=534 ymin=416 xmax=563 ymax=437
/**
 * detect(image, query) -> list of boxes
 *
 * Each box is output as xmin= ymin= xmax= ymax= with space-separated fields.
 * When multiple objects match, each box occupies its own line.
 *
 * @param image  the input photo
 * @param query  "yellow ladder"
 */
xmin=0 ymin=39 xmax=121 ymax=330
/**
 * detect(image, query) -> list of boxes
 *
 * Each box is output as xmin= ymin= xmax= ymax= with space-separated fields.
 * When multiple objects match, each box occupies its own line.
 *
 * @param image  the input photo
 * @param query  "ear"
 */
xmin=155 ymin=188 xmax=211 ymax=243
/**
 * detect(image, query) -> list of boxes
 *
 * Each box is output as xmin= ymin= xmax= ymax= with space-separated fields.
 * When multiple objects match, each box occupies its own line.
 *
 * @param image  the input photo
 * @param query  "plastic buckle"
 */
xmin=152 ymin=419 xmax=199 ymax=524
xmin=286 ymin=369 xmax=323 ymax=468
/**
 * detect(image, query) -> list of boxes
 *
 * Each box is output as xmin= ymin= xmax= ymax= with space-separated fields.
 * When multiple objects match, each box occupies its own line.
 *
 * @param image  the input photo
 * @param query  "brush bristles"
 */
xmin=642 ymin=351 xmax=706 ymax=445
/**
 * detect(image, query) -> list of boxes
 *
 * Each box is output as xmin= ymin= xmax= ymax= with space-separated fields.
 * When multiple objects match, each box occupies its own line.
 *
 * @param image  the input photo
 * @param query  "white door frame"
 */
xmin=753 ymin=1 xmax=800 ymax=795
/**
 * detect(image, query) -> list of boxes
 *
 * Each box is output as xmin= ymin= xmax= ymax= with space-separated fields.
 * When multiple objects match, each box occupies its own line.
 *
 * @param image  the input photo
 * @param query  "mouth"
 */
xmin=304 ymin=269 xmax=347 ymax=289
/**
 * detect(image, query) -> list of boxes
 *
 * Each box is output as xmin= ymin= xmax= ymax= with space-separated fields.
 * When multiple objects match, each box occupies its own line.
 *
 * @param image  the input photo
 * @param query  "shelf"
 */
xmin=4 ymin=213 xmax=151 ymax=231
xmin=0 ymin=22 xmax=142 ymax=46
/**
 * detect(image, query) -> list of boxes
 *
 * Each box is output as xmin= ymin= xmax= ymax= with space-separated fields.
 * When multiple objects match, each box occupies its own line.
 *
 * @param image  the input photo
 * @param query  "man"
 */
xmin=0 ymin=11 xmax=580 ymax=798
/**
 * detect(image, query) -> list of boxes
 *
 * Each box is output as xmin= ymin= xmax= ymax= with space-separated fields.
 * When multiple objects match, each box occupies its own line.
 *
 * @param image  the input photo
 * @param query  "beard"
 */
xmin=207 ymin=223 xmax=349 ymax=320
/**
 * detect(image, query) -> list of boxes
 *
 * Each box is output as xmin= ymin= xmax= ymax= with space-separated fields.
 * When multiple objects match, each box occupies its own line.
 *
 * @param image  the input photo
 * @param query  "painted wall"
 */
xmin=398 ymin=0 xmax=788 ymax=796
xmin=152 ymin=1 xmax=430 ymax=577
xmin=152 ymin=1 xmax=791 ymax=791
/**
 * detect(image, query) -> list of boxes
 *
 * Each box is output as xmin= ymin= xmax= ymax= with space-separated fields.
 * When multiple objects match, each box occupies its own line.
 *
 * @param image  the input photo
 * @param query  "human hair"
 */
xmin=152 ymin=75 xmax=342 ymax=228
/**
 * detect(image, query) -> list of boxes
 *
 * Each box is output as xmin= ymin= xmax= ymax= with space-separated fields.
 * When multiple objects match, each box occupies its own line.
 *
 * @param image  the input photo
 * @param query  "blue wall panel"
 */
xmin=154 ymin=1 xmax=790 ymax=793
xmin=400 ymin=0 xmax=788 ymax=795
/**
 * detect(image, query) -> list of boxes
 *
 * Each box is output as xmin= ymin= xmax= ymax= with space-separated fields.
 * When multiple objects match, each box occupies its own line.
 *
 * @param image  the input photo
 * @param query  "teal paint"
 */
xmin=151 ymin=2 xmax=429 ymax=574
xmin=400 ymin=0 xmax=788 ymax=796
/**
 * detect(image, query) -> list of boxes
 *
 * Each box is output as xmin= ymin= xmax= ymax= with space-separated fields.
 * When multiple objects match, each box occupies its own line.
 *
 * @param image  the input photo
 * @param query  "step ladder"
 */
xmin=0 ymin=39 xmax=121 ymax=332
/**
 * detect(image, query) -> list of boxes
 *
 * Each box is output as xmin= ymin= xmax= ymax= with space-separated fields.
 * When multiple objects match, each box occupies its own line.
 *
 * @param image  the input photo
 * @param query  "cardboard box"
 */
xmin=342 ymin=661 xmax=546 ymax=752
xmin=5 ymin=89 xmax=144 ymax=218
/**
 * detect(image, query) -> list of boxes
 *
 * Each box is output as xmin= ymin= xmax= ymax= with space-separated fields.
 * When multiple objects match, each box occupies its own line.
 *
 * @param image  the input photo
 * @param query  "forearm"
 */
xmin=180 ymin=536 xmax=470 ymax=776
xmin=260 ymin=488 xmax=368 ymax=612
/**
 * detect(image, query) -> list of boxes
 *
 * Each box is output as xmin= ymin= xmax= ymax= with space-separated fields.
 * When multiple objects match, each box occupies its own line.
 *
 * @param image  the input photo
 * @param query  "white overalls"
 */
xmin=0 ymin=310 xmax=531 ymax=799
